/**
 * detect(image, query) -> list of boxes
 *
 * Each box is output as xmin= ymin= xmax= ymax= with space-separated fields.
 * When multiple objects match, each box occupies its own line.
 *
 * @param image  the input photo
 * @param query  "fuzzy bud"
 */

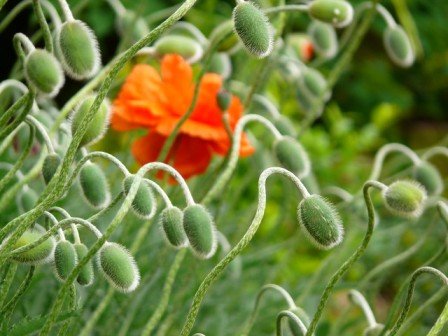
xmin=24 ymin=49 xmax=64 ymax=97
xmin=382 ymin=180 xmax=426 ymax=218
xmin=273 ymin=136 xmax=310 ymax=176
xmin=183 ymin=204 xmax=217 ymax=259
xmin=154 ymin=35 xmax=203 ymax=63
xmin=42 ymin=153 xmax=61 ymax=185
xmin=308 ymin=0 xmax=354 ymax=28
xmin=56 ymin=20 xmax=101 ymax=79
xmin=123 ymin=175 xmax=155 ymax=219
xmin=412 ymin=162 xmax=443 ymax=196
xmin=233 ymin=1 xmax=274 ymax=58
xmin=300 ymin=67 xmax=330 ymax=102
xmin=97 ymin=242 xmax=140 ymax=293
xmin=209 ymin=52 xmax=232 ymax=79
xmin=53 ymin=240 xmax=77 ymax=282
xmin=10 ymin=224 xmax=55 ymax=264
xmin=17 ymin=189 xmax=38 ymax=213
xmin=297 ymin=195 xmax=344 ymax=249
xmin=79 ymin=162 xmax=110 ymax=208
xmin=383 ymin=25 xmax=415 ymax=68
xmin=74 ymin=243 xmax=94 ymax=286
xmin=71 ymin=95 xmax=111 ymax=147
xmin=308 ymin=21 xmax=338 ymax=59
xmin=273 ymin=115 xmax=296 ymax=137
xmin=160 ymin=206 xmax=188 ymax=248
xmin=216 ymin=89 xmax=232 ymax=111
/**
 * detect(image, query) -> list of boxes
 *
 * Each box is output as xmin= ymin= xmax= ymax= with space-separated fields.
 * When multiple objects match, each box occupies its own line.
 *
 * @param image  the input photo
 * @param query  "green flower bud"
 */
xmin=160 ymin=206 xmax=188 ymax=248
xmin=53 ymin=240 xmax=77 ymax=282
xmin=74 ymin=243 xmax=94 ymax=286
xmin=412 ymin=162 xmax=443 ymax=196
xmin=24 ymin=49 xmax=64 ymax=97
xmin=17 ymin=189 xmax=38 ymax=213
xmin=154 ymin=35 xmax=203 ymax=63
xmin=183 ymin=204 xmax=217 ymax=259
xmin=308 ymin=0 xmax=354 ymax=28
xmin=123 ymin=175 xmax=155 ymax=219
xmin=216 ymin=89 xmax=232 ymax=111
xmin=233 ymin=1 xmax=274 ymax=58
xmin=383 ymin=25 xmax=415 ymax=68
xmin=97 ymin=242 xmax=140 ymax=293
xmin=300 ymin=67 xmax=330 ymax=102
xmin=382 ymin=180 xmax=427 ymax=218
xmin=42 ymin=153 xmax=61 ymax=185
xmin=56 ymin=20 xmax=101 ymax=80
xmin=273 ymin=115 xmax=296 ymax=137
xmin=71 ymin=95 xmax=111 ymax=147
xmin=209 ymin=52 xmax=232 ymax=79
xmin=79 ymin=162 xmax=110 ymax=208
xmin=273 ymin=136 xmax=310 ymax=176
xmin=116 ymin=11 xmax=149 ymax=45
xmin=308 ymin=20 xmax=338 ymax=59
xmin=297 ymin=195 xmax=343 ymax=249
xmin=10 ymin=224 xmax=55 ymax=264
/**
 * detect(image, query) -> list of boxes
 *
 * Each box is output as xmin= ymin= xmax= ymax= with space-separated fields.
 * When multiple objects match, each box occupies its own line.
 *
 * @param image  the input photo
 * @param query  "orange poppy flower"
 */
xmin=111 ymin=54 xmax=254 ymax=180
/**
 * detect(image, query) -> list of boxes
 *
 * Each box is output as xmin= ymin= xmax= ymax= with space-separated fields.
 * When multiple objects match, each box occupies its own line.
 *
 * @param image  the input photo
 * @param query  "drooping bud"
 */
xmin=53 ymin=240 xmax=77 ymax=282
xmin=209 ymin=52 xmax=232 ymax=79
xmin=24 ymin=49 xmax=64 ymax=97
xmin=308 ymin=20 xmax=338 ymax=59
xmin=154 ymin=35 xmax=203 ymax=63
xmin=233 ymin=1 xmax=274 ymax=58
xmin=160 ymin=206 xmax=188 ymax=248
xmin=273 ymin=136 xmax=310 ymax=177
xmin=42 ymin=153 xmax=61 ymax=184
xmin=10 ymin=224 xmax=55 ymax=264
xmin=297 ymin=195 xmax=343 ymax=249
xmin=79 ymin=162 xmax=110 ymax=208
xmin=308 ymin=0 xmax=354 ymax=28
xmin=299 ymin=67 xmax=330 ymax=102
xmin=273 ymin=115 xmax=297 ymax=137
xmin=412 ymin=162 xmax=443 ymax=196
xmin=17 ymin=189 xmax=38 ymax=212
xmin=56 ymin=20 xmax=101 ymax=79
xmin=383 ymin=25 xmax=415 ymax=68
xmin=74 ymin=243 xmax=94 ymax=286
xmin=122 ymin=175 xmax=155 ymax=219
xmin=97 ymin=242 xmax=140 ymax=293
xmin=216 ymin=89 xmax=232 ymax=111
xmin=71 ymin=95 xmax=110 ymax=147
xmin=183 ymin=204 xmax=217 ymax=259
xmin=382 ymin=180 xmax=426 ymax=218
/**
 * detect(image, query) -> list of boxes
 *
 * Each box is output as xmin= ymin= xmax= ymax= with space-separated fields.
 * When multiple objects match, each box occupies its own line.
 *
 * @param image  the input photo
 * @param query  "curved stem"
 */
xmin=13 ymin=33 xmax=35 ymax=60
xmin=170 ymin=21 xmax=208 ymax=45
xmin=25 ymin=115 xmax=54 ymax=153
xmin=0 ymin=122 xmax=26 ymax=155
xmin=277 ymin=310 xmax=308 ymax=336
xmin=0 ymin=263 xmax=17 ymax=308
xmin=202 ymin=114 xmax=283 ymax=204
xmin=357 ymin=2 xmax=397 ymax=28
xmin=179 ymin=167 xmax=310 ymax=335
xmin=348 ymin=289 xmax=377 ymax=327
xmin=320 ymin=186 xmax=354 ymax=202
xmin=422 ymin=146 xmax=448 ymax=161
xmin=87 ymin=192 xmax=124 ymax=223
xmin=145 ymin=179 xmax=172 ymax=207
xmin=305 ymin=180 xmax=385 ymax=335
xmin=264 ymin=4 xmax=308 ymax=15
xmin=0 ymin=79 xmax=38 ymax=113
xmin=0 ymin=91 xmax=35 ymax=143
xmin=32 ymin=0 xmax=53 ymax=52
xmin=57 ymin=0 xmax=74 ymax=21
xmin=0 ymin=90 xmax=31 ymax=130
xmin=106 ymin=0 xmax=125 ymax=17
xmin=426 ymin=297 xmax=448 ymax=336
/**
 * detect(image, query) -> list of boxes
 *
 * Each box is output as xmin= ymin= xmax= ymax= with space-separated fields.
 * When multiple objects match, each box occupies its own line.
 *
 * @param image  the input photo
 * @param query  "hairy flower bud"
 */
xmin=42 ymin=153 xmax=61 ymax=185
xmin=300 ymin=67 xmax=330 ymax=102
xmin=10 ymin=224 xmax=55 ymax=264
xmin=216 ymin=89 xmax=232 ymax=111
xmin=273 ymin=115 xmax=296 ymax=137
xmin=273 ymin=136 xmax=310 ymax=176
xmin=74 ymin=243 xmax=94 ymax=286
xmin=308 ymin=20 xmax=338 ymax=59
xmin=383 ymin=25 xmax=415 ymax=68
xmin=53 ymin=240 xmax=77 ymax=282
xmin=154 ymin=35 xmax=203 ymax=63
xmin=79 ymin=162 xmax=110 ymax=208
xmin=17 ymin=189 xmax=38 ymax=213
xmin=382 ymin=180 xmax=426 ymax=218
xmin=123 ymin=175 xmax=155 ymax=219
xmin=160 ymin=206 xmax=188 ymax=248
xmin=308 ymin=0 xmax=354 ymax=28
xmin=412 ymin=162 xmax=443 ymax=196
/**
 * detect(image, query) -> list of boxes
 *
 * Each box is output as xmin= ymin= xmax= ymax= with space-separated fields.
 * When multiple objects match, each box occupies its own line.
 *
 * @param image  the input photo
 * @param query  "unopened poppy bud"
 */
xmin=71 ymin=95 xmax=111 ymax=147
xmin=273 ymin=136 xmax=310 ymax=176
xmin=383 ymin=25 xmax=415 ymax=68
xmin=412 ymin=162 xmax=443 ymax=196
xmin=11 ymin=224 xmax=55 ymax=264
xmin=183 ymin=204 xmax=217 ymax=259
xmin=160 ymin=206 xmax=188 ymax=248
xmin=53 ymin=240 xmax=77 ymax=282
xmin=217 ymin=89 xmax=232 ymax=111
xmin=79 ymin=162 xmax=110 ymax=208
xmin=233 ymin=1 xmax=274 ymax=58
xmin=382 ymin=180 xmax=426 ymax=218
xmin=308 ymin=21 xmax=338 ymax=59
xmin=297 ymin=195 xmax=343 ymax=249
xmin=42 ymin=153 xmax=61 ymax=184
xmin=17 ymin=189 xmax=38 ymax=212
xmin=56 ymin=20 xmax=101 ymax=79
xmin=97 ymin=242 xmax=140 ymax=293
xmin=308 ymin=0 xmax=354 ymax=28
xmin=300 ymin=68 xmax=330 ymax=101
xmin=154 ymin=35 xmax=203 ymax=63
xmin=24 ymin=49 xmax=64 ymax=97
xmin=116 ymin=11 xmax=149 ymax=44
xmin=123 ymin=175 xmax=155 ymax=219
xmin=74 ymin=243 xmax=94 ymax=286
xmin=273 ymin=115 xmax=296 ymax=137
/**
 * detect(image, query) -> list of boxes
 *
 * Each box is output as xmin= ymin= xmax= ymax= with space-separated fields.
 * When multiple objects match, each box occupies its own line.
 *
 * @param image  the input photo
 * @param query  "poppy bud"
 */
xmin=17 ymin=189 xmax=38 ymax=212
xmin=24 ymin=49 xmax=64 ymax=97
xmin=209 ymin=52 xmax=232 ymax=79
xmin=308 ymin=0 xmax=354 ymax=28
xmin=273 ymin=115 xmax=296 ymax=137
xmin=308 ymin=20 xmax=338 ymax=59
xmin=53 ymin=240 xmax=77 ymax=282
xmin=116 ymin=11 xmax=149 ymax=44
xmin=382 ymin=180 xmax=426 ymax=218
xmin=74 ymin=243 xmax=94 ymax=286
xmin=233 ymin=1 xmax=274 ymax=58
xmin=56 ymin=20 xmax=101 ymax=79
xmin=11 ymin=224 xmax=55 ymax=264
xmin=160 ymin=206 xmax=188 ymax=248
xmin=154 ymin=35 xmax=203 ymax=63
xmin=183 ymin=204 xmax=217 ymax=259
xmin=383 ymin=25 xmax=415 ymax=68
xmin=300 ymin=67 xmax=330 ymax=102
xmin=42 ymin=153 xmax=61 ymax=184
xmin=412 ymin=162 xmax=443 ymax=196
xmin=273 ymin=136 xmax=310 ymax=176
xmin=297 ymin=195 xmax=343 ymax=249
xmin=71 ymin=95 xmax=110 ymax=147
xmin=79 ymin=162 xmax=110 ymax=208
xmin=217 ymin=89 xmax=232 ymax=111
xmin=97 ymin=242 xmax=140 ymax=293
xmin=122 ymin=175 xmax=155 ymax=219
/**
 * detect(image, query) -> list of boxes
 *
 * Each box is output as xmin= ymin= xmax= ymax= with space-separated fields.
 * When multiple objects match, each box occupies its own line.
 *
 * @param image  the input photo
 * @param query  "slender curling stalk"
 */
xmin=276 ymin=310 xmax=308 ymax=336
xmin=180 ymin=167 xmax=310 ymax=335
xmin=422 ymin=146 xmax=448 ymax=161
xmin=348 ymin=289 xmax=377 ymax=328
xmin=32 ymin=0 xmax=53 ymax=52
xmin=426 ymin=298 xmax=448 ymax=336
xmin=26 ymin=115 xmax=55 ymax=153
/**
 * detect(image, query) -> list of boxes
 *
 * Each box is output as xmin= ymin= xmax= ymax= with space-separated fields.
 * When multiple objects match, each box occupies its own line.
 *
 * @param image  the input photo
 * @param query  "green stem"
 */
xmin=426 ymin=296 xmax=448 ymax=336
xmin=276 ymin=310 xmax=308 ymax=336
xmin=179 ymin=167 xmax=310 ymax=335
xmin=305 ymin=180 xmax=384 ymax=336
xmin=0 ymin=91 xmax=31 ymax=130
xmin=264 ymin=4 xmax=308 ymax=15
xmin=58 ymin=284 xmax=77 ymax=335
xmin=0 ymin=263 xmax=17 ymax=308
xmin=32 ymin=0 xmax=53 ymax=52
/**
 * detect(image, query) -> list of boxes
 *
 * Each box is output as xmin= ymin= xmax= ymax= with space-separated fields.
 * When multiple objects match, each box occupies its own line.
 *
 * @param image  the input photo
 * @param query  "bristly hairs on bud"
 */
xmin=382 ymin=180 xmax=427 ymax=218
xmin=122 ymin=175 xmax=156 ymax=219
xmin=159 ymin=206 xmax=189 ymax=249
xmin=412 ymin=161 xmax=443 ymax=196
xmin=79 ymin=161 xmax=111 ymax=209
